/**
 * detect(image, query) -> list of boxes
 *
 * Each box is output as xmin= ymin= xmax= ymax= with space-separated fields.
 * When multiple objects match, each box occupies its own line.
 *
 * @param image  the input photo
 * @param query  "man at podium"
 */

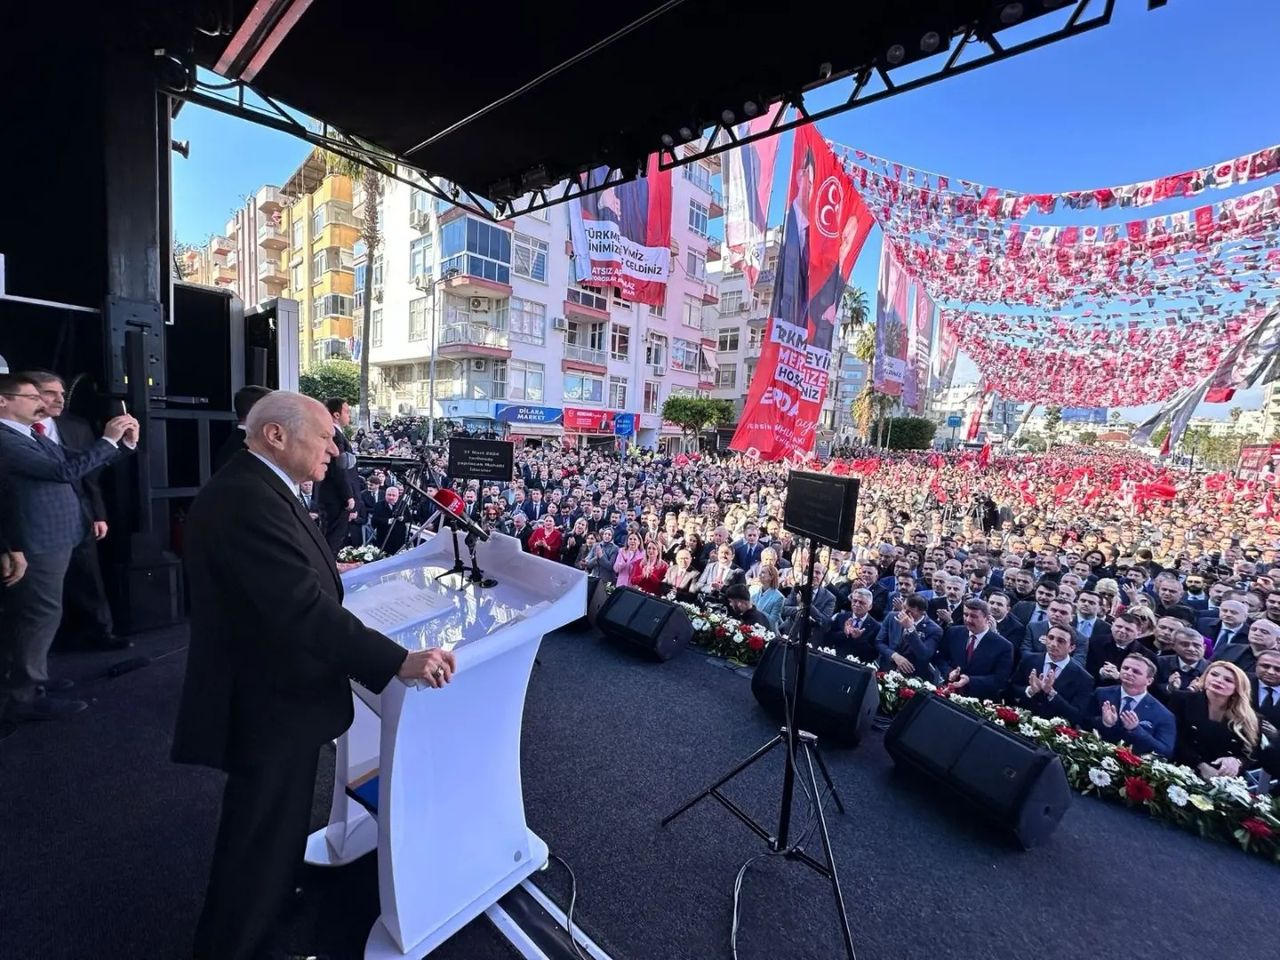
xmin=172 ymin=391 xmax=456 ymax=960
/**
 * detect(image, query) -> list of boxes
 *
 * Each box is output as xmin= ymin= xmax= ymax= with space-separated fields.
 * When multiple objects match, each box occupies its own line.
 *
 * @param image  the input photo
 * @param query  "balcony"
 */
xmin=440 ymin=259 xmax=513 ymax=299
xmin=210 ymin=235 xmax=231 ymax=256
xmin=756 ymin=267 xmax=775 ymax=287
xmin=701 ymin=279 xmax=720 ymax=305
xmin=212 ymin=264 xmax=236 ymax=286
xmin=437 ymin=321 xmax=511 ymax=358
xmin=564 ymin=343 xmax=607 ymax=366
xmin=707 ymin=238 xmax=722 ymax=262
xmin=257 ymin=185 xmax=284 ymax=215
xmin=708 ymin=187 xmax=724 ymax=219
xmin=257 ymin=220 xmax=287 ymax=250
xmin=258 ymin=259 xmax=287 ymax=286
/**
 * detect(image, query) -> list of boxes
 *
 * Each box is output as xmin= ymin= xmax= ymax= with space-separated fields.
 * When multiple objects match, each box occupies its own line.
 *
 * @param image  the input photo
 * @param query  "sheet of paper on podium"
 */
xmin=345 ymin=578 xmax=451 ymax=633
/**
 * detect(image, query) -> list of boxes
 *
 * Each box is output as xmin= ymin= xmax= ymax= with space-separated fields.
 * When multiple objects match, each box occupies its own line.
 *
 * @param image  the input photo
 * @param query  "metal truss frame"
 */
xmin=656 ymin=0 xmax=1117 ymax=172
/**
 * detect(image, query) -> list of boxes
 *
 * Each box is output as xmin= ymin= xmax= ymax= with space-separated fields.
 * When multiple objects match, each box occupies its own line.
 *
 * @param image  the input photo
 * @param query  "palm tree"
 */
xmin=1230 ymin=406 xmax=1243 ymax=423
xmin=851 ymin=384 xmax=896 ymax=447
xmin=840 ymin=287 xmax=874 ymax=362
xmin=320 ymin=150 xmax=384 ymax=429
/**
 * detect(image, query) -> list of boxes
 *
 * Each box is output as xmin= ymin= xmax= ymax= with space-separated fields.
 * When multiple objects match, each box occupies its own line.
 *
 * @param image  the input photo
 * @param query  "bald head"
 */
xmin=244 ymin=391 xmax=338 ymax=485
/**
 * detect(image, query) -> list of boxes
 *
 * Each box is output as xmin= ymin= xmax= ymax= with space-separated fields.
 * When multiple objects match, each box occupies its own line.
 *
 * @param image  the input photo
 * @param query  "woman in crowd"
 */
xmin=633 ymin=541 xmax=669 ymax=596
xmin=613 ymin=531 xmax=644 ymax=588
xmin=527 ymin=514 xmax=563 ymax=561
xmin=561 ymin=518 xmax=589 ymax=566
xmin=1167 ymin=661 xmax=1260 ymax=779
xmin=752 ymin=564 xmax=785 ymax=633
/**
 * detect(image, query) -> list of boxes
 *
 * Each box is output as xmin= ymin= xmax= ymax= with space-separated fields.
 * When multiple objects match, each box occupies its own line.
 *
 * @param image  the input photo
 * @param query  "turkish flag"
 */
xmin=978 ymin=442 xmax=991 ymax=468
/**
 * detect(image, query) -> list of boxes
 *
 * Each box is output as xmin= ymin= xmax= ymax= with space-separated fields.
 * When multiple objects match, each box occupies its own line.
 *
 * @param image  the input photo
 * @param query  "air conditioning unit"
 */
xmin=413 ymin=274 xmax=433 ymax=291
xmin=471 ymin=359 xmax=488 ymax=372
xmin=652 ymin=364 xmax=667 ymax=377
xmin=397 ymin=402 xmax=416 ymax=415
xmin=469 ymin=296 xmax=491 ymax=312
xmin=551 ymin=316 xmax=568 ymax=332
xmin=409 ymin=208 xmax=429 ymax=230
xmin=372 ymin=286 xmax=384 ymax=303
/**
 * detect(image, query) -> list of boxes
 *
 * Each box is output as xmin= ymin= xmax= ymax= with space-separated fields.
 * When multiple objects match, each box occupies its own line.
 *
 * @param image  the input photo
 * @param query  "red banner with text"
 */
xmin=730 ymin=126 xmax=873 ymax=460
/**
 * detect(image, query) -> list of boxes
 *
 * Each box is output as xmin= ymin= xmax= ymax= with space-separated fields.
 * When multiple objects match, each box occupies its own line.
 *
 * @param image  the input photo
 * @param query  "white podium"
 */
xmin=304 ymin=531 xmax=586 ymax=958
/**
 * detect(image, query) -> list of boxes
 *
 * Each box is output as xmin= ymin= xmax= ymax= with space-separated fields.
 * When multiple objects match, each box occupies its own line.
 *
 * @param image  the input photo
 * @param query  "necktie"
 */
xmin=1121 ymin=697 xmax=1136 ymax=715
xmin=1264 ymin=688 xmax=1275 ymax=710
xmin=1046 ymin=661 xmax=1058 ymax=676
xmin=1219 ymin=628 xmax=1233 ymax=645
xmin=965 ymin=633 xmax=977 ymax=662
xmin=1034 ymin=609 xmax=1046 ymax=622
xmin=32 ymin=421 xmax=46 ymax=436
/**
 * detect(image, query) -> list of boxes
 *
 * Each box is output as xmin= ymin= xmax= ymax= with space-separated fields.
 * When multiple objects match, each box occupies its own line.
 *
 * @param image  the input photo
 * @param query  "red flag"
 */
xmin=1255 ymin=490 xmax=1274 ymax=518
xmin=978 ymin=441 xmax=991 ymax=468
xmin=1159 ymin=431 xmax=1171 ymax=457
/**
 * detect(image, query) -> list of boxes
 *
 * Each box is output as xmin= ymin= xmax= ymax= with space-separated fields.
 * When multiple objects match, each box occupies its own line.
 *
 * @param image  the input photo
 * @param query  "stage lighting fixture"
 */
xmin=743 ymin=100 xmax=759 ymax=117
xmin=920 ymin=31 xmax=941 ymax=53
xmin=720 ymin=109 xmax=735 ymax=125
xmin=818 ymin=61 xmax=833 ymax=80
xmin=1000 ymin=2 xmax=1025 ymax=24
xmin=171 ymin=139 xmax=190 ymax=159
xmin=678 ymin=126 xmax=694 ymax=140
xmin=660 ymin=133 xmax=675 ymax=147
xmin=885 ymin=44 xmax=906 ymax=65
xmin=519 ymin=164 xmax=550 ymax=192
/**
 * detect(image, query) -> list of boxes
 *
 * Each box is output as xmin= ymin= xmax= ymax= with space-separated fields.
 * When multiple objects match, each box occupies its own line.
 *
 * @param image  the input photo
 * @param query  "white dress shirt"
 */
xmin=250 ymin=451 xmax=300 ymax=498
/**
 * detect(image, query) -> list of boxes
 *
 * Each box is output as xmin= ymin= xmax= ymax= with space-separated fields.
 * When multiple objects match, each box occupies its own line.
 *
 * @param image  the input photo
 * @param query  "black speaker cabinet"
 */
xmin=751 ymin=642 xmax=880 ymax=746
xmin=883 ymin=693 xmax=1072 ymax=849
xmin=597 ymin=587 xmax=692 ymax=661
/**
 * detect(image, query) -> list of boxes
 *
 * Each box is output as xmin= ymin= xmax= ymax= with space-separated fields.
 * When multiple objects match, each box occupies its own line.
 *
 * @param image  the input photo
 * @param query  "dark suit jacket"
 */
xmin=172 ymin=452 xmax=407 ymax=771
xmin=1154 ymin=655 xmax=1208 ymax=701
xmin=1250 ymin=678 xmax=1280 ymax=728
xmin=1166 ymin=690 xmax=1252 ymax=768
xmin=1022 ymin=621 xmax=1090 ymax=669
xmin=1011 ymin=601 xmax=1051 ymax=628
xmin=927 ymin=596 xmax=963 ymax=623
xmin=991 ymin=614 xmax=1027 ymax=651
xmin=1211 ymin=642 xmax=1261 ymax=677
xmin=875 ymin=615 xmax=942 ymax=679
xmin=0 ymin=423 xmax=126 ymax=554
xmin=1087 ymin=687 xmax=1177 ymax=758
xmin=317 ymin=425 xmax=355 ymax=518
xmin=1008 ymin=656 xmax=1094 ymax=726
xmin=827 ymin=612 xmax=881 ymax=661
xmin=212 ymin=425 xmax=248 ymax=473
xmin=934 ymin=627 xmax=1013 ymax=700
xmin=53 ymin=415 xmax=108 ymax=522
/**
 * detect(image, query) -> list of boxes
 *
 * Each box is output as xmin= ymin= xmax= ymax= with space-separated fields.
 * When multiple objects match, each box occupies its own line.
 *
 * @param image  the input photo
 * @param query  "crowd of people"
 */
xmin=360 ymin=425 xmax=1280 ymax=790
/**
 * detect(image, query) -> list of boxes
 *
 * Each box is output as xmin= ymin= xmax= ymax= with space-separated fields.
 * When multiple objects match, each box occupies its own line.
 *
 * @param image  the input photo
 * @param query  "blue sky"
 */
xmin=173 ymin=0 xmax=1280 ymax=420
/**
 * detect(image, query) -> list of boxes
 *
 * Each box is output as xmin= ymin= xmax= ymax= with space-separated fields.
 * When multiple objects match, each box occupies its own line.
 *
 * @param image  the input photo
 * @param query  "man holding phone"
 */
xmin=0 ymin=372 xmax=139 ymax=721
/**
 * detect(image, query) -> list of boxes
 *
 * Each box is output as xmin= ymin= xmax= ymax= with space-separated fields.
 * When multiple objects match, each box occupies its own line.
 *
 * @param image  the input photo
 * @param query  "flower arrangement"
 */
xmin=862 ymin=662 xmax=1280 ymax=863
xmin=337 ymin=545 xmax=385 ymax=564
xmin=676 ymin=601 xmax=774 ymax=666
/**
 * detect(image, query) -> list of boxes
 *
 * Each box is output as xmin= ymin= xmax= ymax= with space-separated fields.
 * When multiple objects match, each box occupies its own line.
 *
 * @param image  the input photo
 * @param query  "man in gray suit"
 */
xmin=0 ymin=373 xmax=137 ymax=721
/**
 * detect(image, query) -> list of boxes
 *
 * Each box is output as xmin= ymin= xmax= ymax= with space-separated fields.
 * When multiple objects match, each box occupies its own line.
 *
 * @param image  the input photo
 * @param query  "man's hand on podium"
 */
xmin=399 ymin=648 xmax=457 ymax=688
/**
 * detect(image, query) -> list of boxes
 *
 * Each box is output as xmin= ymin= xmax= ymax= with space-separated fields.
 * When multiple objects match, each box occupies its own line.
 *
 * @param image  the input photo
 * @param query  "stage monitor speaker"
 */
xmin=597 ymin=588 xmax=691 ymax=661
xmin=751 ymin=642 xmax=879 ymax=746
xmin=883 ymin=693 xmax=1072 ymax=849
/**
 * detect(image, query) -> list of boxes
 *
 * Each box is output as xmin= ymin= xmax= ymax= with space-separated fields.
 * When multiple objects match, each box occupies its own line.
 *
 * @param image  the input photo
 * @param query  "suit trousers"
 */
xmin=1 ymin=546 xmax=74 ymax=706
xmin=194 ymin=746 xmax=321 ymax=960
xmin=322 ymin=512 xmax=349 ymax=558
xmin=58 ymin=532 xmax=114 ymax=642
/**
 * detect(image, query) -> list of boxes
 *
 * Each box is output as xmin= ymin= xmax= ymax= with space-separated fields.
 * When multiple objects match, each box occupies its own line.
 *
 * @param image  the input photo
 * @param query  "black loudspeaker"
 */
xmin=597 ymin=588 xmax=692 ymax=661
xmin=883 ymin=694 xmax=1072 ymax=849
xmin=751 ymin=642 xmax=880 ymax=746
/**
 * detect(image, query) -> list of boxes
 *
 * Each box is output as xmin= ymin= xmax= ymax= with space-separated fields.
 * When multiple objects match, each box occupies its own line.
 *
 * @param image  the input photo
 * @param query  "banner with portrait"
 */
xmin=730 ymin=126 xmax=874 ymax=460
xmin=723 ymin=104 xmax=784 ymax=291
xmin=873 ymin=243 xmax=911 ymax=397
xmin=568 ymin=154 xmax=672 ymax=306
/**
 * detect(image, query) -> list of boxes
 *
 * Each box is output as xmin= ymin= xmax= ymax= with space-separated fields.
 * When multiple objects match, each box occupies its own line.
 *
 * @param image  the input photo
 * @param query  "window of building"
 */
xmin=292 ymin=262 xmax=304 ymax=290
xmin=489 ymin=360 xmax=507 ymax=400
xmin=716 ymin=364 xmax=737 ymax=389
xmin=744 ymin=359 xmax=756 ymax=382
xmin=314 ymin=294 xmax=355 ymax=319
xmin=719 ymin=290 xmax=742 ymax=315
xmin=648 ymin=297 xmax=666 ymax=319
xmin=513 ymin=233 xmax=548 ymax=282
xmin=609 ymin=376 xmax=628 ymax=410
xmin=748 ymin=326 xmax=764 ymax=349
xmin=646 ymin=334 xmax=668 ymax=368
xmin=717 ymin=328 xmax=739 ymax=352
xmin=683 ymin=295 xmax=703 ymax=329
xmin=291 ymin=215 xmax=304 ymax=249
xmin=410 ymin=188 xmax=430 ymax=213
xmin=311 ymin=251 xmax=325 ymax=282
xmin=507 ymin=359 xmax=545 ymax=403
xmin=643 ymin=381 xmax=661 ymax=414
xmin=311 ymin=200 xmax=354 ymax=235
xmin=681 ymin=162 xmax=712 ymax=193
xmin=686 ymin=249 xmax=706 ymax=282
xmin=509 ymin=297 xmax=546 ymax=345
xmin=567 ymin=284 xmax=608 ymax=312
xmin=563 ymin=372 xmax=605 ymax=404
xmin=440 ymin=217 xmax=511 ymax=284
xmin=688 ymin=199 xmax=709 ymax=238
xmin=567 ymin=321 xmax=606 ymax=352
xmin=671 ymin=339 xmax=700 ymax=372
xmin=410 ymin=235 xmax=433 ymax=279
xmin=408 ymin=296 xmax=430 ymax=341
xmin=371 ymin=308 xmax=383 ymax=347
xmin=610 ymin=324 xmax=630 ymax=362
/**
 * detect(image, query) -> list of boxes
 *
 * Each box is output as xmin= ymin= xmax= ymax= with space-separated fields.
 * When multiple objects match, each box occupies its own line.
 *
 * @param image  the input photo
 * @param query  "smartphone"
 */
xmin=108 ymin=399 xmax=128 ymax=417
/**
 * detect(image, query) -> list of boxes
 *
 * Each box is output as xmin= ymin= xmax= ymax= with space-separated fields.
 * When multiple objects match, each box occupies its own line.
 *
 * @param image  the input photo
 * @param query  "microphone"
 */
xmin=423 ymin=487 xmax=490 ymax=542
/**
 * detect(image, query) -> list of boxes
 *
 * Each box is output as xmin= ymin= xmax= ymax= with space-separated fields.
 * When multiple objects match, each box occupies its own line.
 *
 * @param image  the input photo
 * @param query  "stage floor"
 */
xmin=3 ymin=624 xmax=1275 ymax=960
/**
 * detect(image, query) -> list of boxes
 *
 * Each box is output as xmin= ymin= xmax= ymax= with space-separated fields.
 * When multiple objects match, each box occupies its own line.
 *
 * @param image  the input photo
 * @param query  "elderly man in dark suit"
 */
xmin=172 ymin=391 xmax=455 ymax=960
xmin=0 ymin=373 xmax=137 ymax=721
xmin=27 ymin=370 xmax=126 ymax=650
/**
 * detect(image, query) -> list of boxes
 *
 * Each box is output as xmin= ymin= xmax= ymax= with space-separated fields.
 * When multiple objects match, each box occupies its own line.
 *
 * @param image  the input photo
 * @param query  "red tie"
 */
xmin=965 ymin=634 xmax=977 ymax=662
xmin=32 ymin=422 xmax=46 ymax=436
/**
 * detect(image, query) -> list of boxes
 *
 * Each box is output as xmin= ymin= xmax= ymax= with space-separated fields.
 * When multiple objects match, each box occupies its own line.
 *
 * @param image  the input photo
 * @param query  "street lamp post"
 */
xmin=427 ymin=267 xmax=460 ymax=446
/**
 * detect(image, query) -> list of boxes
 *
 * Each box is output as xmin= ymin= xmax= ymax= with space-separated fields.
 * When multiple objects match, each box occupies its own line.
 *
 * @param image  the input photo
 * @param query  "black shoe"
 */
xmin=41 ymin=678 xmax=76 ymax=693
xmin=9 ymin=697 xmax=89 ymax=720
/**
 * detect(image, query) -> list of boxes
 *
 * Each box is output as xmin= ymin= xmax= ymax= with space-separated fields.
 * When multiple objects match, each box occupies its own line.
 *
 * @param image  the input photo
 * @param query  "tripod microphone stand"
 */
xmin=661 ymin=541 xmax=856 ymax=960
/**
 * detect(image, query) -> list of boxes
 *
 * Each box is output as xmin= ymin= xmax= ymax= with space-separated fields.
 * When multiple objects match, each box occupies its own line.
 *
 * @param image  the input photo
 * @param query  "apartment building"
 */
xmin=211 ymin=184 xmax=287 ymax=309
xmin=365 ymin=151 xmax=723 ymax=449
xmin=278 ymin=152 xmax=359 ymax=369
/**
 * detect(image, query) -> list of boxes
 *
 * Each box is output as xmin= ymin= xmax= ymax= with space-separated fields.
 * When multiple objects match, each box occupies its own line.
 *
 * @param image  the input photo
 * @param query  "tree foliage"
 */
xmin=1078 ymin=430 xmax=1098 ymax=445
xmin=884 ymin=416 xmax=936 ymax=450
xmin=661 ymin=396 xmax=734 ymax=438
xmin=299 ymin=360 xmax=360 ymax=405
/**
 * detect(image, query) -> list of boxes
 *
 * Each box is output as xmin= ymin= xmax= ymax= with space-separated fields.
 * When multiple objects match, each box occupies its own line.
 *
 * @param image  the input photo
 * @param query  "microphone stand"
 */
xmin=464 ymin=521 xmax=498 ymax=589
